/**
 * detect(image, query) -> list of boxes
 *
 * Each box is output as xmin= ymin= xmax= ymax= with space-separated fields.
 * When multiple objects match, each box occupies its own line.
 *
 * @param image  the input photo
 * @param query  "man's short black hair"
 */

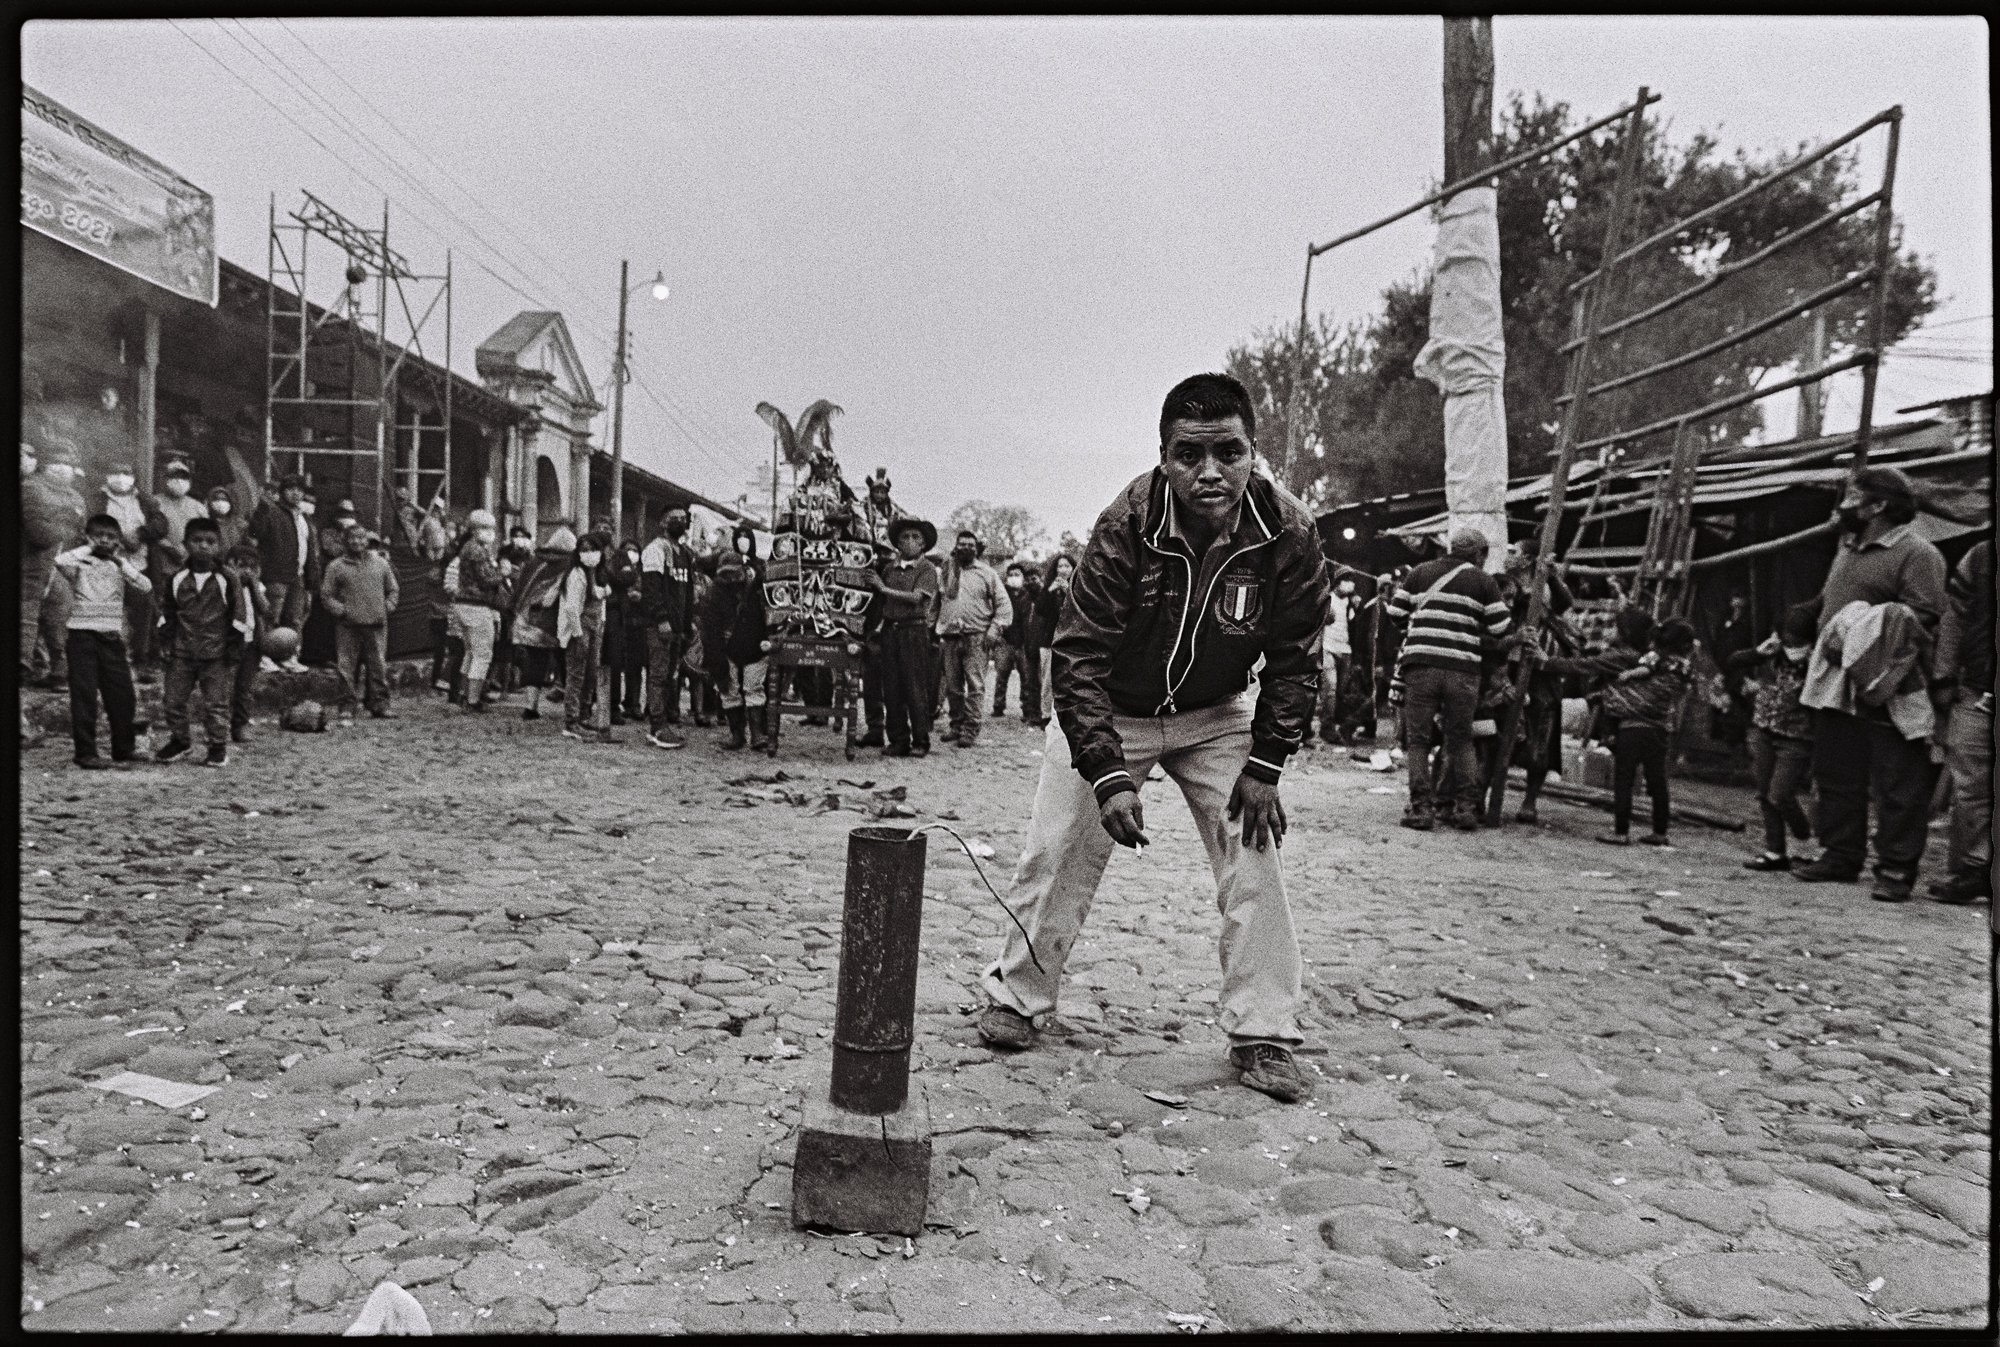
xmin=185 ymin=516 xmax=222 ymax=540
xmin=85 ymin=513 xmax=122 ymax=535
xmin=1159 ymin=372 xmax=1255 ymax=445
xmin=228 ymin=544 xmax=262 ymax=568
xmin=279 ymin=473 xmax=307 ymax=492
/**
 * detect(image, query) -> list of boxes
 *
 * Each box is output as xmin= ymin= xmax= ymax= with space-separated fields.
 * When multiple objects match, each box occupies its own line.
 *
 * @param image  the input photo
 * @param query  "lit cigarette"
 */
xmin=1134 ymin=843 xmax=1145 ymax=856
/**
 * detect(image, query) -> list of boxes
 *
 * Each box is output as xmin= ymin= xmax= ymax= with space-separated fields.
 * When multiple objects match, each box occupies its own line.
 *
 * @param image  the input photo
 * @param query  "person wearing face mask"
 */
xmin=96 ymin=458 xmax=169 ymax=680
xmin=556 ymin=531 xmax=617 ymax=742
xmin=990 ymin=563 xmax=1032 ymax=719
xmin=934 ymin=530 xmax=1012 ymax=748
xmin=640 ymin=508 xmax=698 ymax=749
xmin=21 ymin=438 xmax=90 ymax=689
xmin=205 ymin=485 xmax=247 ymax=556
xmin=152 ymin=457 xmax=208 ymax=574
xmin=703 ymin=523 xmax=770 ymax=750
xmin=320 ymin=521 xmax=402 ymax=723
xmin=973 ymin=373 xmax=1330 ymax=1107
xmin=1794 ymin=466 xmax=1949 ymax=903
xmin=248 ymin=473 xmax=321 ymax=670
xmin=447 ymin=508 xmax=509 ymax=713
xmin=1033 ymin=553 xmax=1076 ymax=726
xmin=603 ymin=537 xmax=647 ymax=727
xmin=1727 ymin=604 xmax=1820 ymax=872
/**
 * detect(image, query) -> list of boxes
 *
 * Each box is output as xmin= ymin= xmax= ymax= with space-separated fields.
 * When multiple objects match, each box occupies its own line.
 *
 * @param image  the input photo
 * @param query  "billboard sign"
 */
xmin=22 ymin=83 xmax=217 ymax=306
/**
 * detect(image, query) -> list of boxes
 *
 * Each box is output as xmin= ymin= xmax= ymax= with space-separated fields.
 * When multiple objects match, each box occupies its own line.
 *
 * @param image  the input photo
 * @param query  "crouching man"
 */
xmin=976 ymin=372 xmax=1330 ymax=1103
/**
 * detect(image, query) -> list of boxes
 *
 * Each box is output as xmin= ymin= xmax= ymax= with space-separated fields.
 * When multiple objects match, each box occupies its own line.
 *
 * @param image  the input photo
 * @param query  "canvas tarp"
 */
xmin=1413 ymin=186 xmax=1508 ymax=568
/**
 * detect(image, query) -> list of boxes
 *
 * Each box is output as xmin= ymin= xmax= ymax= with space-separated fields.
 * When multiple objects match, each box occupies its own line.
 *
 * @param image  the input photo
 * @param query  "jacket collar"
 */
xmin=1145 ymin=470 xmax=1278 ymax=552
xmin=1848 ymin=521 xmax=1913 ymax=552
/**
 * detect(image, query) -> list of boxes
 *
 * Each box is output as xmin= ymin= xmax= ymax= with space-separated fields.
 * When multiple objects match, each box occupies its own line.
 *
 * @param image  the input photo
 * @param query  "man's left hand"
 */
xmin=1226 ymin=772 xmax=1286 ymax=852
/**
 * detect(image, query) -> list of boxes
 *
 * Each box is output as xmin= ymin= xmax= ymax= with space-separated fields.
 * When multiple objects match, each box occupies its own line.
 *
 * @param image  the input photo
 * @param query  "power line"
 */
xmin=173 ymin=19 xmax=759 ymax=489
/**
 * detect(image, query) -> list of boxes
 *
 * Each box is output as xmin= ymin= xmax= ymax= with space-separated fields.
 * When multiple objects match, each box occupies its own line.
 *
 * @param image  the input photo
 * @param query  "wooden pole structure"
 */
xmin=1280 ymin=246 xmax=1315 ymax=489
xmin=1484 ymin=88 xmax=1651 ymax=826
xmin=610 ymin=259 xmax=630 ymax=541
xmin=1443 ymin=17 xmax=1495 ymax=186
xmin=1846 ymin=108 xmax=1902 ymax=478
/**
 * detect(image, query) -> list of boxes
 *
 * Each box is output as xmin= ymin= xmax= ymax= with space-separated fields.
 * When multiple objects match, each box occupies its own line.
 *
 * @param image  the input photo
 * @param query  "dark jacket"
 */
xmin=1019 ymin=578 xmax=1050 ymax=650
xmin=639 ymin=535 xmax=697 ymax=631
xmin=1053 ymin=470 xmax=1329 ymax=802
xmin=94 ymin=486 xmax=167 ymax=561
xmin=1936 ymin=539 xmax=1993 ymax=698
xmin=1001 ymin=584 xmax=1030 ymax=648
xmin=22 ymin=473 xmax=88 ymax=560
xmin=158 ymin=565 xmax=244 ymax=662
xmin=508 ymin=545 xmax=572 ymax=650
xmin=704 ymin=533 xmax=768 ymax=669
xmin=248 ymin=498 xmax=321 ymax=589
xmin=606 ymin=547 xmax=647 ymax=633
xmin=1598 ymin=653 xmax=1694 ymax=733
xmin=1030 ymin=579 xmax=1069 ymax=651
xmin=452 ymin=538 xmax=506 ymax=610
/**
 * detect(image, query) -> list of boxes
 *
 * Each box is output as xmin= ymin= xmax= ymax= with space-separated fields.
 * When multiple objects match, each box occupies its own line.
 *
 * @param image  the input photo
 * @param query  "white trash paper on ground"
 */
xmin=86 ymin=1072 xmax=219 ymax=1109
xmin=343 ymin=1281 xmax=433 ymax=1336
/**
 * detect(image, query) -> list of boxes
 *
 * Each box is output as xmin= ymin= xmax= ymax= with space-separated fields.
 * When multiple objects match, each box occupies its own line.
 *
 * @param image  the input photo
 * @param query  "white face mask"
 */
xmin=578 ymin=551 xmax=602 ymax=568
xmin=301 ymin=502 xmax=316 ymax=518
xmin=210 ymin=500 xmax=231 ymax=516
xmin=474 ymin=528 xmax=497 ymax=546
xmin=107 ymin=474 xmax=135 ymax=493
xmin=1783 ymin=644 xmax=1812 ymax=663
xmin=165 ymin=479 xmax=191 ymax=497
xmin=734 ymin=537 xmax=751 ymax=554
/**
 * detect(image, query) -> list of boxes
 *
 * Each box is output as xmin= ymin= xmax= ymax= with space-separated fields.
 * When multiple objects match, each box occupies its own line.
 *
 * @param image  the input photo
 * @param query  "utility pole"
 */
xmin=1443 ymin=17 xmax=1495 ymax=185
xmin=1797 ymin=308 xmax=1828 ymax=440
xmin=610 ymin=258 xmax=630 ymax=541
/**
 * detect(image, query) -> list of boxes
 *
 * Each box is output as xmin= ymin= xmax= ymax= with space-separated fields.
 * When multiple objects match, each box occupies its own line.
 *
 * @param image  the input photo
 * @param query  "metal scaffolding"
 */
xmin=265 ymin=191 xmax=452 ymax=535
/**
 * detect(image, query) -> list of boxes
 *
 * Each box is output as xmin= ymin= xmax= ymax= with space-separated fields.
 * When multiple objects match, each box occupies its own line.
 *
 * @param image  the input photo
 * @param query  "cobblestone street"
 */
xmin=18 ymin=699 xmax=1992 ymax=1333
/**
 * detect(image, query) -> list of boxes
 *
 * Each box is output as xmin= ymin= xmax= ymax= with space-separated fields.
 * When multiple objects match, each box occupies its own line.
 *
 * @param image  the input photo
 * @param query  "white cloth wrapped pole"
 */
xmin=1413 ymin=186 xmax=1509 ymax=569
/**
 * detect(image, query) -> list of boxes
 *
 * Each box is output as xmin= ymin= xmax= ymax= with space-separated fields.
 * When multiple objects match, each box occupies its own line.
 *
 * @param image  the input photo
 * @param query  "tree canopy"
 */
xmin=1231 ymin=96 xmax=1939 ymax=512
xmin=948 ymin=499 xmax=1048 ymax=561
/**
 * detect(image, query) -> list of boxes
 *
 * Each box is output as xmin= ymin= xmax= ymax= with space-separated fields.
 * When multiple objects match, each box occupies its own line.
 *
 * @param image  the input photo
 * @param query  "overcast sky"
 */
xmin=23 ymin=16 xmax=1991 ymax=540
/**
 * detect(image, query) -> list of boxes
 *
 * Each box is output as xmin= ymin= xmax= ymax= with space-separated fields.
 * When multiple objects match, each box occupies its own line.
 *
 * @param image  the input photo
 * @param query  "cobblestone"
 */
xmin=15 ymin=701 xmax=1989 ymax=1331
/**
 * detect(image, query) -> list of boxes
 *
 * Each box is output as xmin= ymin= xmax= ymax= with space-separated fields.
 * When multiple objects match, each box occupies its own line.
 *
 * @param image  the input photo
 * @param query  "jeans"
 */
xmin=715 ymin=658 xmax=769 ymax=710
xmin=862 ymin=636 xmax=886 ymax=734
xmin=1403 ymin=664 xmax=1479 ymax=812
xmin=1316 ymin=652 xmax=1351 ymax=740
xmin=1021 ymin=643 xmax=1044 ymax=722
xmin=266 ymin=579 xmax=310 ymax=633
xmin=1943 ymin=693 xmax=1993 ymax=887
xmin=125 ymin=585 xmax=158 ymax=667
xmin=880 ymin=624 xmax=932 ymax=750
xmin=453 ymin=604 xmax=499 ymax=684
xmin=428 ymin=616 xmax=450 ymax=685
xmin=163 ymin=653 xmax=231 ymax=744
xmin=334 ymin=623 xmax=391 ymax=715
xmin=1612 ymin=724 xmax=1671 ymax=837
xmin=564 ymin=620 xmax=610 ymax=731
xmin=991 ymin=641 xmax=1025 ymax=714
xmin=1810 ymin=708 xmax=1939 ymax=881
xmin=1748 ymin=725 xmax=1814 ymax=856
xmin=232 ymin=638 xmax=260 ymax=733
xmin=608 ymin=623 xmax=647 ymax=718
xmin=979 ymin=693 xmax=1303 ymax=1046
xmin=65 ymin=629 xmax=138 ymax=760
xmin=941 ymin=633 xmax=988 ymax=740
xmin=646 ymin=625 xmax=687 ymax=730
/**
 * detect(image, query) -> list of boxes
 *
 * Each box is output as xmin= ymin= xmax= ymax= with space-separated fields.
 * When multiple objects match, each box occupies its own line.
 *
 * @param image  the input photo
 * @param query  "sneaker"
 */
xmin=954 ymin=736 xmax=978 ymax=749
xmin=1449 ymin=807 xmax=1481 ymax=832
xmin=883 ymin=744 xmax=912 ymax=758
xmin=1229 ymin=1043 xmax=1312 ymax=1103
xmin=74 ymin=754 xmax=111 ymax=770
xmin=1638 ymin=833 xmax=1671 ymax=847
xmin=645 ymin=730 xmax=685 ymax=750
xmin=610 ymin=713 xmax=625 ymax=726
xmin=431 ymin=677 xmax=450 ymax=691
xmin=1399 ymin=807 xmax=1434 ymax=832
xmin=976 ymin=1003 xmax=1036 ymax=1050
xmin=281 ymin=659 xmax=308 ymax=674
xmin=1742 ymin=853 xmax=1792 ymax=872
xmin=156 ymin=737 xmax=192 ymax=763
xmin=939 ymin=729 xmax=960 ymax=746
xmin=1514 ymin=805 xmax=1539 ymax=825
xmin=912 ymin=743 xmax=931 ymax=758
xmin=1596 ymin=832 xmax=1632 ymax=846
xmin=1792 ymin=858 xmax=1860 ymax=884
xmin=855 ymin=731 xmax=886 ymax=749
xmin=205 ymin=744 xmax=228 ymax=768
xmin=369 ymin=708 xmax=398 ymax=720
xmin=338 ymin=713 xmax=356 ymax=726
xmin=522 ymin=707 xmax=541 ymax=720
xmin=561 ymin=726 xmax=581 ymax=740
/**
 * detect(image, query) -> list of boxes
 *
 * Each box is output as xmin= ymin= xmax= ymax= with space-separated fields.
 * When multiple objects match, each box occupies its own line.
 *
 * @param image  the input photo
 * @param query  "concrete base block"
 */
xmin=790 ymin=1080 xmax=931 ymax=1236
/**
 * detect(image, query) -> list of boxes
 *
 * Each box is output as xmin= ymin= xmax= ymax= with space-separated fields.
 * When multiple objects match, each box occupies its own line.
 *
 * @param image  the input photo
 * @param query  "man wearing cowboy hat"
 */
xmin=865 ymin=515 xmax=940 ymax=756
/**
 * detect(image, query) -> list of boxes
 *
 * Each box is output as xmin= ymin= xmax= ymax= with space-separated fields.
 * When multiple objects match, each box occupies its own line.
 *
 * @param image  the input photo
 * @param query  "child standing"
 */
xmin=557 ymin=531 xmax=614 ymax=742
xmin=53 ymin=515 xmax=153 ymax=768
xmin=320 ymin=522 xmax=402 ymax=722
xmin=157 ymin=516 xmax=241 ymax=766
xmin=224 ymin=545 xmax=272 ymax=743
xmin=1544 ymin=614 xmax=1694 ymax=846
xmin=1729 ymin=604 xmax=1818 ymax=871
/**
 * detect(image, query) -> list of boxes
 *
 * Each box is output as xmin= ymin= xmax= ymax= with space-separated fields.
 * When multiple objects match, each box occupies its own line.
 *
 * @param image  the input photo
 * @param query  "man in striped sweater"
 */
xmin=1387 ymin=530 xmax=1511 ymax=830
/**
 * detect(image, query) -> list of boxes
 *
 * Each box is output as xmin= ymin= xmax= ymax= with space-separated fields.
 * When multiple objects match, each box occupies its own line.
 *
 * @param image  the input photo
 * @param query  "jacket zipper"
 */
xmin=1168 ymin=535 xmax=1278 ymax=711
xmin=1143 ymin=532 xmax=1196 ymax=716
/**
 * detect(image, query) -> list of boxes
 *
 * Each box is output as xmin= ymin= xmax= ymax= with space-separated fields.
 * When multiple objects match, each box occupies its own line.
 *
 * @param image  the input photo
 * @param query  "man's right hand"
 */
xmin=1099 ymin=791 xmax=1148 ymax=848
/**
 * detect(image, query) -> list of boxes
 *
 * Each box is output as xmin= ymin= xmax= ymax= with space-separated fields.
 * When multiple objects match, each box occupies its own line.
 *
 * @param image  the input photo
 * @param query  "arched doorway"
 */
xmin=534 ymin=455 xmax=565 ymax=540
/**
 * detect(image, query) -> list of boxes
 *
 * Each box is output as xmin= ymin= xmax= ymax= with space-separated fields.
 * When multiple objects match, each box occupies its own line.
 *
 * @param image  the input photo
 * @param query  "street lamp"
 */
xmin=610 ymin=261 xmax=669 ymax=541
